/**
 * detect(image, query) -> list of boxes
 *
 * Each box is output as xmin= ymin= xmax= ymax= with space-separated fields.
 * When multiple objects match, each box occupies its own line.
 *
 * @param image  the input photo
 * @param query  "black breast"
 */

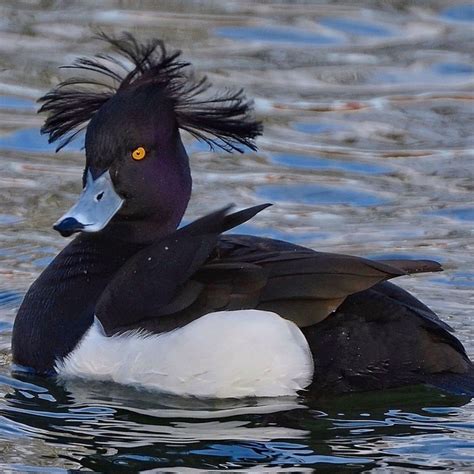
xmin=11 ymin=234 xmax=142 ymax=374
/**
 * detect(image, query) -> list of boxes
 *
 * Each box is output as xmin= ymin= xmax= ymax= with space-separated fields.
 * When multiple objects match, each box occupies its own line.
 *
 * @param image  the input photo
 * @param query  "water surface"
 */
xmin=0 ymin=0 xmax=473 ymax=471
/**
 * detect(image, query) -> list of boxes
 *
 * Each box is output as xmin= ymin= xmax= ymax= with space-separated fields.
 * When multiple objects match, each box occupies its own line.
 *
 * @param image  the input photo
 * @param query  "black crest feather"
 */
xmin=38 ymin=32 xmax=262 ymax=152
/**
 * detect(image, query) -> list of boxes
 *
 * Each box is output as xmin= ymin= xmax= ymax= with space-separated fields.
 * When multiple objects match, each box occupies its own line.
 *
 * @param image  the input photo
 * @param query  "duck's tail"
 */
xmin=424 ymin=367 xmax=474 ymax=396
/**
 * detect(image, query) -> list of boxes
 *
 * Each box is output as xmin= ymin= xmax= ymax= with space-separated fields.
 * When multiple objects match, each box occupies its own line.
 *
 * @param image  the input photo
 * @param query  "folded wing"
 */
xmin=95 ymin=208 xmax=442 ymax=335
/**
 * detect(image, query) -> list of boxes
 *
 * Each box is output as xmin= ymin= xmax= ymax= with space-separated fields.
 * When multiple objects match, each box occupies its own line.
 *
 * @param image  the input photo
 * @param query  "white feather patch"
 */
xmin=56 ymin=310 xmax=314 ymax=398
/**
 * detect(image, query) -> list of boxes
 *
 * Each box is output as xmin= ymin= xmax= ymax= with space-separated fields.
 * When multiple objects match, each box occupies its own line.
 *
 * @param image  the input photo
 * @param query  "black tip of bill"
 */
xmin=53 ymin=217 xmax=85 ymax=237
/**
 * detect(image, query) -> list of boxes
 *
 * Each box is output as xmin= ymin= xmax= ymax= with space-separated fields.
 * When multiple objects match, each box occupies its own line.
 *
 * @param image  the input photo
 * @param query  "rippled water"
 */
xmin=1 ymin=0 xmax=473 ymax=471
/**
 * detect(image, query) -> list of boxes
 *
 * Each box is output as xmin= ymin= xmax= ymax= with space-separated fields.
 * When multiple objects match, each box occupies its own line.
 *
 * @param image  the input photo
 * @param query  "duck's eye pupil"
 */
xmin=132 ymin=147 xmax=146 ymax=161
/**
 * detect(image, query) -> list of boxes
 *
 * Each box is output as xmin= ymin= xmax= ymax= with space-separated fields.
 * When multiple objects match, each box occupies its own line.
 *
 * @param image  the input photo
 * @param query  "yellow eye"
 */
xmin=132 ymin=146 xmax=146 ymax=161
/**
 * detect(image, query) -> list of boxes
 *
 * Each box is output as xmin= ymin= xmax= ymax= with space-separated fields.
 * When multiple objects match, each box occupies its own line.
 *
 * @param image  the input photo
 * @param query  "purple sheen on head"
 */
xmin=103 ymin=132 xmax=192 ymax=244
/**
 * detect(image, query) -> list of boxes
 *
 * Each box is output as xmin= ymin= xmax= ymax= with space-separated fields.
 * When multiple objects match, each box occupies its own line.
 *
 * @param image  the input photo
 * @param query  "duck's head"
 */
xmin=39 ymin=33 xmax=261 ymax=243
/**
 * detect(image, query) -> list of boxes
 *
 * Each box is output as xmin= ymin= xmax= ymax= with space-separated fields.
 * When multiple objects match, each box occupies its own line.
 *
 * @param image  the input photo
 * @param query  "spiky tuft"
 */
xmin=38 ymin=32 xmax=262 ymax=152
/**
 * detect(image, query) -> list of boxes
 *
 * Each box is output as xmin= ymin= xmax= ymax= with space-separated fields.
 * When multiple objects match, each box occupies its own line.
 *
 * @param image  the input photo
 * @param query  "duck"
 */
xmin=11 ymin=33 xmax=474 ymax=398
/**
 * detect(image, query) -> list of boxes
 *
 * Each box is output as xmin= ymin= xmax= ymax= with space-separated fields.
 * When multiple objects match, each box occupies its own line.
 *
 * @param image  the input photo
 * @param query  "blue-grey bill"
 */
xmin=53 ymin=170 xmax=124 ymax=236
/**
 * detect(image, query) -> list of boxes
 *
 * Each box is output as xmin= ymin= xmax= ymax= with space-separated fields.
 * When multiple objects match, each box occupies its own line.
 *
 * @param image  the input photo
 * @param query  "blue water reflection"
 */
xmin=190 ymin=441 xmax=372 ymax=465
xmin=441 ymin=4 xmax=474 ymax=22
xmin=0 ymin=96 xmax=36 ymax=110
xmin=428 ymin=207 xmax=474 ymax=222
xmin=374 ymin=63 xmax=474 ymax=84
xmin=431 ymin=272 xmax=474 ymax=288
xmin=258 ymin=183 xmax=388 ymax=206
xmin=0 ymin=128 xmax=83 ymax=153
xmin=365 ymin=252 xmax=446 ymax=263
xmin=293 ymin=122 xmax=347 ymax=134
xmin=215 ymin=26 xmax=340 ymax=45
xmin=320 ymin=17 xmax=392 ymax=37
xmin=232 ymin=222 xmax=328 ymax=244
xmin=433 ymin=63 xmax=474 ymax=75
xmin=0 ymin=291 xmax=22 ymax=308
xmin=0 ymin=215 xmax=23 ymax=225
xmin=271 ymin=153 xmax=391 ymax=174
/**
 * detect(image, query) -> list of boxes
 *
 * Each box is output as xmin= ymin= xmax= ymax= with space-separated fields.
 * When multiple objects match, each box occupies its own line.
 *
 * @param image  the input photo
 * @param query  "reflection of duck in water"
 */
xmin=3 ymin=373 xmax=472 ymax=471
xmin=11 ymin=33 xmax=474 ymax=398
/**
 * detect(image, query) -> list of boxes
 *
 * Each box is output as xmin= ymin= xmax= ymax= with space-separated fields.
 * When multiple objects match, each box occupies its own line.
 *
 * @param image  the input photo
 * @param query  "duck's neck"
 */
xmin=104 ymin=211 xmax=185 ymax=245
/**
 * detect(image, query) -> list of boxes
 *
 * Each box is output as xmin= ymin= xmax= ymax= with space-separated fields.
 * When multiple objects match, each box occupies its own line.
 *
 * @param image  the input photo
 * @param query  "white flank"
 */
xmin=56 ymin=310 xmax=314 ymax=398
